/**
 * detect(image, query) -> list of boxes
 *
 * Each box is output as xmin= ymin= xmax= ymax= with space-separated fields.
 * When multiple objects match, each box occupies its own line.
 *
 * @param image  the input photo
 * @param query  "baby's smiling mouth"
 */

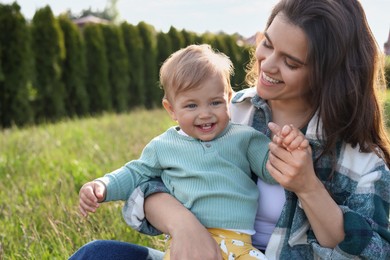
xmin=197 ymin=123 xmax=214 ymax=130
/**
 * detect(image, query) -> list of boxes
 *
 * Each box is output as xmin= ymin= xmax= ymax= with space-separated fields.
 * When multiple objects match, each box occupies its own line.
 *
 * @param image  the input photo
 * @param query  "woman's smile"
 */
xmin=262 ymin=72 xmax=283 ymax=85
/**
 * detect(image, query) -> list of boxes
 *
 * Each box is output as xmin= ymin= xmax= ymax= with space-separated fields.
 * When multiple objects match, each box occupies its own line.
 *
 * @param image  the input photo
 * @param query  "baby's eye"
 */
xmin=211 ymin=101 xmax=223 ymax=106
xmin=185 ymin=104 xmax=197 ymax=109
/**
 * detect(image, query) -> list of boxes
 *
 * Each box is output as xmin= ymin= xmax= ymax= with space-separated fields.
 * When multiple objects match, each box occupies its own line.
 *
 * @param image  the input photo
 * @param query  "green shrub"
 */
xmin=0 ymin=3 xmax=34 ymax=127
xmin=83 ymin=24 xmax=111 ymax=114
xmin=31 ymin=6 xmax=66 ymax=122
xmin=385 ymin=56 xmax=390 ymax=89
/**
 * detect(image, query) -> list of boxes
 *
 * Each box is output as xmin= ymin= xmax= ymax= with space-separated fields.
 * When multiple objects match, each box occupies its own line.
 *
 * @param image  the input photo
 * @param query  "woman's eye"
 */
xmin=262 ymin=39 xmax=272 ymax=49
xmin=284 ymin=60 xmax=299 ymax=70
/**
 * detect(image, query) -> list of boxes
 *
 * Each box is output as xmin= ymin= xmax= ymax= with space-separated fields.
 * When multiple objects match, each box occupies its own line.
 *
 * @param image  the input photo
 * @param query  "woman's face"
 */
xmin=255 ymin=13 xmax=310 ymax=107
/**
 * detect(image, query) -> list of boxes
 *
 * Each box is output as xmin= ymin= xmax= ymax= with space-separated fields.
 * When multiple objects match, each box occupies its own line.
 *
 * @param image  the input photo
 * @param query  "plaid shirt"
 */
xmin=231 ymin=87 xmax=390 ymax=259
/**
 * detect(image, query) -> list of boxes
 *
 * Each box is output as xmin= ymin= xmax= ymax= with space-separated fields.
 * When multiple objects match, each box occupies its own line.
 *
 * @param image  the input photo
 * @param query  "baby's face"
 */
xmin=165 ymin=74 xmax=231 ymax=141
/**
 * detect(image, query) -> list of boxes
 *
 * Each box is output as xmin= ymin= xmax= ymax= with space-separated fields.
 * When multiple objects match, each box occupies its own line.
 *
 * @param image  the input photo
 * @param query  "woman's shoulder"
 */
xmin=338 ymin=142 xmax=389 ymax=175
xmin=230 ymin=87 xmax=258 ymax=126
xmin=231 ymin=87 xmax=257 ymax=104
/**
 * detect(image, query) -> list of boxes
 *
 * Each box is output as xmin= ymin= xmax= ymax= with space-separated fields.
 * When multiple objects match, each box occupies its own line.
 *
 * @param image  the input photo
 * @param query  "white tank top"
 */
xmin=252 ymin=179 xmax=285 ymax=250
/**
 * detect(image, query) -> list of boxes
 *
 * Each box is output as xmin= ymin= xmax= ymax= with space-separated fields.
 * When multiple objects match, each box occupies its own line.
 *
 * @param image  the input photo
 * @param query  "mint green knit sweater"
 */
xmin=99 ymin=122 xmax=274 ymax=230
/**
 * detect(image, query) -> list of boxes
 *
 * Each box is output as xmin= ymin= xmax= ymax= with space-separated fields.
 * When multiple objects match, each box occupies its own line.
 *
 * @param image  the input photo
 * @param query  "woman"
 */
xmin=70 ymin=0 xmax=390 ymax=259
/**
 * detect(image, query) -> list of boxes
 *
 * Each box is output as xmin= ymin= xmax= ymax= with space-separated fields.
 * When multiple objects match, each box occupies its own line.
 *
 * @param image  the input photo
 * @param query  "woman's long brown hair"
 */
xmin=247 ymin=0 xmax=390 ymax=167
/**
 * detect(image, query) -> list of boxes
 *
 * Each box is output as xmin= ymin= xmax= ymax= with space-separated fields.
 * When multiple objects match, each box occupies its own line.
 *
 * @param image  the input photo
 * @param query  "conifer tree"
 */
xmin=83 ymin=24 xmax=111 ymax=114
xmin=214 ymin=34 xmax=242 ymax=90
xmin=102 ymin=25 xmax=129 ymax=113
xmin=167 ymin=26 xmax=185 ymax=52
xmin=156 ymin=32 xmax=173 ymax=103
xmin=0 ymin=3 xmax=33 ymax=127
xmin=120 ymin=22 xmax=145 ymax=108
xmin=138 ymin=22 xmax=160 ymax=108
xmin=31 ymin=6 xmax=66 ymax=121
xmin=58 ymin=15 xmax=89 ymax=117
xmin=157 ymin=32 xmax=173 ymax=70
xmin=234 ymin=43 xmax=252 ymax=90
xmin=181 ymin=29 xmax=197 ymax=46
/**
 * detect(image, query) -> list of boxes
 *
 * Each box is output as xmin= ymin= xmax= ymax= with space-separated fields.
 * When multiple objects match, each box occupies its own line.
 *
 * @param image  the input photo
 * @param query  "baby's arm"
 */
xmin=78 ymin=180 xmax=106 ymax=217
xmin=268 ymin=122 xmax=309 ymax=152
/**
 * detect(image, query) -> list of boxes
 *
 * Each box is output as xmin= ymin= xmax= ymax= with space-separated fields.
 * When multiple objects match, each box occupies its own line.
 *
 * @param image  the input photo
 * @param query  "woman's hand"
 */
xmin=168 ymin=220 xmax=222 ymax=260
xmin=145 ymin=193 xmax=222 ymax=260
xmin=266 ymin=141 xmax=318 ymax=194
xmin=267 ymin=122 xmax=317 ymax=194
xmin=267 ymin=122 xmax=345 ymax=248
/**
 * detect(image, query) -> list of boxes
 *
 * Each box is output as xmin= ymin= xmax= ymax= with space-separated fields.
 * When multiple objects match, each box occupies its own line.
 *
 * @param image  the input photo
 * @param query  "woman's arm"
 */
xmin=267 ymin=141 xmax=345 ymax=248
xmin=145 ymin=193 xmax=222 ymax=260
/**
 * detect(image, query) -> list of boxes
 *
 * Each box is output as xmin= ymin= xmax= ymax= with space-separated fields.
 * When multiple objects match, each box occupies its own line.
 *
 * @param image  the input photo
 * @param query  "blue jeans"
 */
xmin=68 ymin=240 xmax=164 ymax=260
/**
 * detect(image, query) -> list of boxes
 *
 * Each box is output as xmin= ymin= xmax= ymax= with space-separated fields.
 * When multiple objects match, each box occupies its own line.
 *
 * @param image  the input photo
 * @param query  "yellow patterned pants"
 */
xmin=164 ymin=228 xmax=267 ymax=260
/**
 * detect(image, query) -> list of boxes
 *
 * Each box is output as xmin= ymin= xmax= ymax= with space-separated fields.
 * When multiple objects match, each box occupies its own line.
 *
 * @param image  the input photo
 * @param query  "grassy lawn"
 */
xmin=0 ymin=109 xmax=173 ymax=259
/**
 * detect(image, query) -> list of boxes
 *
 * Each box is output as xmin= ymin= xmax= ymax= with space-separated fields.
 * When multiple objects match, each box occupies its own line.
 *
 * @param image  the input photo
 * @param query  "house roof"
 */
xmin=73 ymin=15 xmax=110 ymax=27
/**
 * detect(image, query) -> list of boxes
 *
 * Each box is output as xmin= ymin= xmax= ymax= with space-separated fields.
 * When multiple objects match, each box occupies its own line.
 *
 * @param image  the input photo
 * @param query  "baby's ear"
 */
xmin=227 ymin=90 xmax=233 ymax=103
xmin=162 ymin=99 xmax=177 ymax=121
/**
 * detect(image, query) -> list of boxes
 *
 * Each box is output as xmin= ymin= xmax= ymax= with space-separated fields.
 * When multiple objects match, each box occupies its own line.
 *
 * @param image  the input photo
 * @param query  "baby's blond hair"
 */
xmin=160 ymin=44 xmax=234 ymax=101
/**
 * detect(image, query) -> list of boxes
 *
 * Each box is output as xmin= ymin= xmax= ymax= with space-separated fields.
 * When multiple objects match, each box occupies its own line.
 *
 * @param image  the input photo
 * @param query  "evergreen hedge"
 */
xmin=0 ymin=3 xmax=33 ymax=127
xmin=58 ymin=15 xmax=89 ymax=117
xmin=120 ymin=22 xmax=145 ymax=109
xmin=103 ymin=25 xmax=129 ymax=113
xmin=0 ymin=2 xmax=255 ymax=128
xmin=138 ymin=22 xmax=160 ymax=109
xmin=83 ymin=23 xmax=111 ymax=114
xmin=31 ymin=6 xmax=66 ymax=122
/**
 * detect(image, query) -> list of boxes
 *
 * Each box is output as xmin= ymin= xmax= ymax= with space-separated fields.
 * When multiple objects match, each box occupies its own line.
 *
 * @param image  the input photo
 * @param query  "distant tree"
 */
xmin=213 ymin=34 xmax=228 ymax=53
xmin=181 ymin=29 xmax=198 ymax=46
xmin=138 ymin=22 xmax=160 ymax=108
xmin=120 ymin=22 xmax=145 ymax=108
xmin=167 ymin=26 xmax=185 ymax=52
xmin=199 ymin=32 xmax=216 ymax=46
xmin=58 ymin=15 xmax=89 ymax=117
xmin=105 ymin=0 xmax=120 ymax=23
xmin=216 ymin=34 xmax=247 ymax=90
xmin=31 ymin=6 xmax=66 ymax=122
xmin=0 ymin=41 xmax=2 ymax=82
xmin=385 ymin=56 xmax=390 ymax=89
xmin=102 ymin=24 xmax=129 ymax=113
xmin=157 ymin=32 xmax=173 ymax=68
xmin=66 ymin=0 xmax=119 ymax=22
xmin=0 ymin=3 xmax=33 ymax=127
xmin=236 ymin=44 xmax=253 ymax=89
xmin=83 ymin=24 xmax=111 ymax=114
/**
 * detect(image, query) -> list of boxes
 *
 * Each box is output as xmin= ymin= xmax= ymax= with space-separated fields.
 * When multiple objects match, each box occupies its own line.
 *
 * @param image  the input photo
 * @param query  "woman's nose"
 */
xmin=260 ymin=53 xmax=278 ymax=74
xmin=256 ymin=46 xmax=278 ymax=74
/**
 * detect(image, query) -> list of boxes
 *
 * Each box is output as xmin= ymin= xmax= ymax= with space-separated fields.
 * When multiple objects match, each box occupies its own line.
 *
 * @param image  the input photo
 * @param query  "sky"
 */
xmin=2 ymin=0 xmax=389 ymax=51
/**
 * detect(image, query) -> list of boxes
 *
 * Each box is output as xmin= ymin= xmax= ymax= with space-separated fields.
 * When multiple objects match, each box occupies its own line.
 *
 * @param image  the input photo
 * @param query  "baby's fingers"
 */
xmin=79 ymin=196 xmax=99 ymax=216
xmin=280 ymin=125 xmax=299 ymax=147
xmin=285 ymin=134 xmax=307 ymax=151
xmin=268 ymin=122 xmax=284 ymax=146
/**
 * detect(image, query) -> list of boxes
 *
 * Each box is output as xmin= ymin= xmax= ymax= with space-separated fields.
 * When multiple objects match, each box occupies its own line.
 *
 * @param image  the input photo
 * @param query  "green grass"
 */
xmin=0 ymin=109 xmax=174 ymax=259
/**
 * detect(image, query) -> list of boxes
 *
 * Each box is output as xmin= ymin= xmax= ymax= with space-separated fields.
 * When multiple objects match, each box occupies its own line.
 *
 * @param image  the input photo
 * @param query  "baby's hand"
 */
xmin=268 ymin=122 xmax=309 ymax=152
xmin=79 ymin=180 xmax=106 ymax=217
